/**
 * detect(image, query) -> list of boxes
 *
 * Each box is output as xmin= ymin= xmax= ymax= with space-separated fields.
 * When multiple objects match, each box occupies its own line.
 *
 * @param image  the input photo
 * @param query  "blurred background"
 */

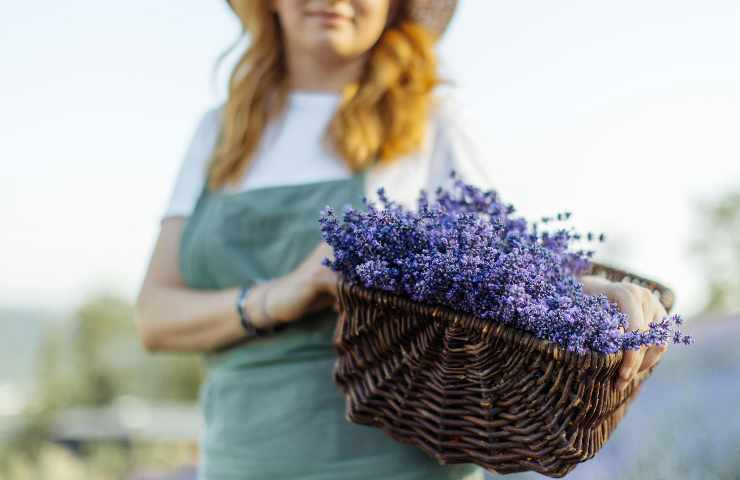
xmin=1 ymin=0 xmax=738 ymax=479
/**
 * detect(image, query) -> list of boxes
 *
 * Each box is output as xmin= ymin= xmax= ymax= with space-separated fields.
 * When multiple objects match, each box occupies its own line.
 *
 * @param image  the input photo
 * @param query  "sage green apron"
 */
xmin=179 ymin=169 xmax=483 ymax=480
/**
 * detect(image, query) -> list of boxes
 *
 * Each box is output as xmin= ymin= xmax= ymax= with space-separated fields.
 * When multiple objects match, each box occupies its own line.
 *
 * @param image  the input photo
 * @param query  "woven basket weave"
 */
xmin=332 ymin=262 xmax=674 ymax=478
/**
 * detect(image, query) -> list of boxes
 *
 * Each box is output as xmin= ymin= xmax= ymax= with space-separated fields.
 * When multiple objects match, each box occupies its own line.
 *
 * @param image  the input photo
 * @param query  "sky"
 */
xmin=1 ymin=0 xmax=739 ymax=319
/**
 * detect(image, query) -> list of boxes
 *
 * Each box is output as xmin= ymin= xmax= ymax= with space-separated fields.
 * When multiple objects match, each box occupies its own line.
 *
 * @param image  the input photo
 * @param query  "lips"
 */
xmin=306 ymin=9 xmax=352 ymax=22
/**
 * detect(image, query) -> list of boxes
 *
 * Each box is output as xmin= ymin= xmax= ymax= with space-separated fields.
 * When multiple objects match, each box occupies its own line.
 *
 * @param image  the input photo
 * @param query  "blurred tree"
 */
xmin=1 ymin=292 xmax=203 ymax=468
xmin=690 ymin=190 xmax=740 ymax=315
xmin=37 ymin=293 xmax=203 ymax=409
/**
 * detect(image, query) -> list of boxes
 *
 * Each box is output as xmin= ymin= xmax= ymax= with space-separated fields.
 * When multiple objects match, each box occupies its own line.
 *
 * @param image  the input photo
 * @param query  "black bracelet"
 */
xmin=236 ymin=285 xmax=271 ymax=337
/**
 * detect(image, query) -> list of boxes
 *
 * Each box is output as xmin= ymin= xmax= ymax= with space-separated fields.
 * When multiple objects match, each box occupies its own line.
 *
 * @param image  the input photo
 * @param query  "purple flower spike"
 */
xmin=318 ymin=169 xmax=694 ymax=355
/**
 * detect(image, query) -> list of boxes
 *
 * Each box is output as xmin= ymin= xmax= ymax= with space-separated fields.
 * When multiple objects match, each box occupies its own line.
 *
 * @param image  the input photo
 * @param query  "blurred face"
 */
xmin=271 ymin=0 xmax=395 ymax=61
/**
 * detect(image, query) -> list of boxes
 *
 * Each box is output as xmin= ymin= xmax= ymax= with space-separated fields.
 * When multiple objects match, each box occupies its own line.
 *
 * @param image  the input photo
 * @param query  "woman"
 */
xmin=135 ymin=1 xmax=668 ymax=478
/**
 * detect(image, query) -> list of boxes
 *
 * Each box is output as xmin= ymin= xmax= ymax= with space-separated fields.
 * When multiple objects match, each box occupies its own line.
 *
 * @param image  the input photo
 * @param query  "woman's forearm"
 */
xmin=135 ymin=280 xmax=277 ymax=353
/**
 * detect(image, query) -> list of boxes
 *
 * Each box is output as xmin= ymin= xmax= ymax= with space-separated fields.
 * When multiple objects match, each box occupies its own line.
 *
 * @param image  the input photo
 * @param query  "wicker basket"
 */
xmin=332 ymin=262 xmax=674 ymax=478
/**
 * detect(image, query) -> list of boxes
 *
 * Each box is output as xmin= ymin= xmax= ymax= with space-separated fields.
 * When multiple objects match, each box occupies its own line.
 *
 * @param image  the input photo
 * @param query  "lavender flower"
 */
xmin=318 ymin=170 xmax=694 ymax=355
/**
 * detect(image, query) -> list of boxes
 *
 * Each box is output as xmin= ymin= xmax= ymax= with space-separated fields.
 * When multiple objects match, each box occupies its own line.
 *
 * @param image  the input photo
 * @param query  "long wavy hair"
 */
xmin=207 ymin=0 xmax=453 ymax=191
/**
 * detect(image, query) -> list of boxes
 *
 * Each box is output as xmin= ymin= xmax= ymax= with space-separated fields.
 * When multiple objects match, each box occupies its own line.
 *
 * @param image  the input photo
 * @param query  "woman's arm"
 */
xmin=134 ymin=218 xmax=337 ymax=353
xmin=135 ymin=218 xmax=256 ymax=352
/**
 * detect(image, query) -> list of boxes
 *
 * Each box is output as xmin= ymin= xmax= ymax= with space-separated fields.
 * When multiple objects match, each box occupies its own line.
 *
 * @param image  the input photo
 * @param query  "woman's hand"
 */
xmin=257 ymin=241 xmax=339 ymax=326
xmin=579 ymin=275 xmax=669 ymax=391
xmin=293 ymin=240 xmax=340 ymax=300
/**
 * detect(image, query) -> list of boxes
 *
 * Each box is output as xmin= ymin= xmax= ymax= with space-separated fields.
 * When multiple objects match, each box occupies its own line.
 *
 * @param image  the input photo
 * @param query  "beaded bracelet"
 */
xmin=236 ymin=283 xmax=283 ymax=337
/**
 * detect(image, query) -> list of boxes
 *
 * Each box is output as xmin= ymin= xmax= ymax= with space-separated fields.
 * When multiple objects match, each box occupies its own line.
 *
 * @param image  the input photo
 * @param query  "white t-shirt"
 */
xmin=160 ymin=87 xmax=499 ymax=224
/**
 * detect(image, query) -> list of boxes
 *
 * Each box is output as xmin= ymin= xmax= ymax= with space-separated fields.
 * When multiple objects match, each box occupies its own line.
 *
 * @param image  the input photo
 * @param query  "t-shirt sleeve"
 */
xmin=160 ymin=105 xmax=224 ymax=225
xmin=424 ymin=90 xmax=504 ymax=199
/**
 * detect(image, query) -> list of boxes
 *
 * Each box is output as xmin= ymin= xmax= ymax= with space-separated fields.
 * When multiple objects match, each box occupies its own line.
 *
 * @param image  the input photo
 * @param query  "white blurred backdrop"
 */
xmin=2 ymin=0 xmax=739 ymax=317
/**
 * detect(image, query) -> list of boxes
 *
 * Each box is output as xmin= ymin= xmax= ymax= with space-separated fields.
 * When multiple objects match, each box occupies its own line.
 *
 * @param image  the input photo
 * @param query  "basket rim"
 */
xmin=336 ymin=261 xmax=673 ymax=370
xmin=587 ymin=261 xmax=675 ymax=312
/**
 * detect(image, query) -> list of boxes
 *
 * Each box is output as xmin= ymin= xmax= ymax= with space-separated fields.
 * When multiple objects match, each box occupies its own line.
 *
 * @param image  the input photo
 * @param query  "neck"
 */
xmin=284 ymin=45 xmax=368 ymax=93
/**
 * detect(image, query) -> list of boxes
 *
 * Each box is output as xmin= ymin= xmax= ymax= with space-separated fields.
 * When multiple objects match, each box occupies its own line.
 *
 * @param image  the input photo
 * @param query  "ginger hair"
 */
xmin=207 ymin=0 xmax=452 ymax=191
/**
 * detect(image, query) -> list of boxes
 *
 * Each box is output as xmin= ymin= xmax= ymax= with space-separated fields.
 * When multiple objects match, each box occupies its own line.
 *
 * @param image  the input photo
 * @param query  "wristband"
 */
xmin=236 ymin=285 xmax=270 ymax=337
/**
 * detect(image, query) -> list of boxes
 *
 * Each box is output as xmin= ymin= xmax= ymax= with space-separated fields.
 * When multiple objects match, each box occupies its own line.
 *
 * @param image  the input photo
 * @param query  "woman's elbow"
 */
xmin=133 ymin=301 xmax=162 ymax=352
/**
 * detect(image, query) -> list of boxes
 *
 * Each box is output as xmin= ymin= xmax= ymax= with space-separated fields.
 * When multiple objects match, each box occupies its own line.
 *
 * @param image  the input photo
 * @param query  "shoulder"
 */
xmin=181 ymin=101 xmax=227 ymax=173
xmin=424 ymin=86 xmax=499 ymax=191
xmin=425 ymin=86 xmax=486 ymax=165
xmin=158 ymin=101 xmax=226 ymax=223
xmin=427 ymin=86 xmax=479 ymax=139
xmin=363 ymin=87 xmax=500 ymax=211
xmin=193 ymin=101 xmax=226 ymax=144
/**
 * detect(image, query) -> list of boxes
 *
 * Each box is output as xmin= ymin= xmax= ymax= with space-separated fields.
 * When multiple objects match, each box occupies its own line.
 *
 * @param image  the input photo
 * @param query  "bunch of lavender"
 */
xmin=318 ymin=170 xmax=694 ymax=355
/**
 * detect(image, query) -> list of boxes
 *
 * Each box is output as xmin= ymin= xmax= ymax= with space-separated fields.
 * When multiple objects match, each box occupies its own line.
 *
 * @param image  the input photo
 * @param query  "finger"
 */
xmin=306 ymin=290 xmax=335 ymax=314
xmin=620 ymin=286 xmax=661 ymax=387
xmin=324 ymin=276 xmax=338 ymax=298
xmin=609 ymin=287 xmax=646 ymax=389
xmin=639 ymin=343 xmax=668 ymax=373
xmin=628 ymin=288 xmax=653 ymax=375
xmin=319 ymin=241 xmax=336 ymax=262
xmin=315 ymin=263 xmax=338 ymax=293
xmin=639 ymin=308 xmax=669 ymax=372
xmin=610 ymin=284 xmax=646 ymax=332
xmin=616 ymin=346 xmax=645 ymax=391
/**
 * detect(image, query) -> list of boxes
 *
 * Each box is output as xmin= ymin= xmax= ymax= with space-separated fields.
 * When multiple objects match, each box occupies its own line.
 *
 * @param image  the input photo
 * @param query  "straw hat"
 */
xmin=226 ymin=0 xmax=459 ymax=39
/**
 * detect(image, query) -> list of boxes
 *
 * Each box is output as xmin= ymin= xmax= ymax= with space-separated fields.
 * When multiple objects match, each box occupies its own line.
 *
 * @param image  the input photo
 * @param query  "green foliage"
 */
xmin=37 ymin=293 xmax=203 ymax=409
xmin=0 ymin=441 xmax=195 ymax=480
xmin=690 ymin=190 xmax=740 ymax=315
xmin=3 ymin=291 xmax=203 ymax=467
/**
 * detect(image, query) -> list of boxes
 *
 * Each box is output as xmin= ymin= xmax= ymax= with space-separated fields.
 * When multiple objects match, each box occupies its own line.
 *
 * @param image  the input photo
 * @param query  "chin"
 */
xmin=306 ymin=35 xmax=355 ymax=58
